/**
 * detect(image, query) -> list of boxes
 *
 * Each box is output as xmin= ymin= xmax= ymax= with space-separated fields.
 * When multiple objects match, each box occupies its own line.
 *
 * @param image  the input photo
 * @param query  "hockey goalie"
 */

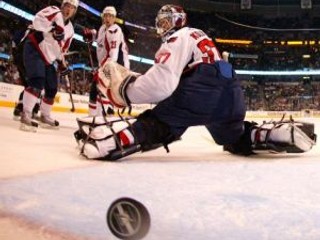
xmin=74 ymin=4 xmax=316 ymax=161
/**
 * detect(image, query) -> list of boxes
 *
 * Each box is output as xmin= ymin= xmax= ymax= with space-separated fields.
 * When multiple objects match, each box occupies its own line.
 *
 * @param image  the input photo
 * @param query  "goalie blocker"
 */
xmin=75 ymin=114 xmax=316 ymax=161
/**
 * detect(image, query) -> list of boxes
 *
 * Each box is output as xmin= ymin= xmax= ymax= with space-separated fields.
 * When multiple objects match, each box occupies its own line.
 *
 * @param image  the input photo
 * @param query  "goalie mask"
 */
xmin=156 ymin=5 xmax=187 ymax=37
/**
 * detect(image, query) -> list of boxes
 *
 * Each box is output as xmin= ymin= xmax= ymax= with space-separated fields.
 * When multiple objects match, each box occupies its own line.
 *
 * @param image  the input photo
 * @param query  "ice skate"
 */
xmin=14 ymin=103 xmax=40 ymax=121
xmin=13 ymin=103 xmax=23 ymax=121
xmin=39 ymin=115 xmax=59 ymax=129
xmin=20 ymin=111 xmax=38 ymax=132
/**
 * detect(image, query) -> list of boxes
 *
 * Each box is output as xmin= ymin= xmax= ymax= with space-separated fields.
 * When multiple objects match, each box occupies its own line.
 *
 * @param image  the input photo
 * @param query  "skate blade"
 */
xmin=13 ymin=115 xmax=21 ymax=121
xmin=20 ymin=123 xmax=38 ymax=132
xmin=39 ymin=122 xmax=59 ymax=129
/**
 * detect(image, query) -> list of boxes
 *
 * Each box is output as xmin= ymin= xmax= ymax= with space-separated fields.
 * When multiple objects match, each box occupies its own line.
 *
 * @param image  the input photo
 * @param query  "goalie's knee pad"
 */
xmin=252 ymin=119 xmax=316 ymax=153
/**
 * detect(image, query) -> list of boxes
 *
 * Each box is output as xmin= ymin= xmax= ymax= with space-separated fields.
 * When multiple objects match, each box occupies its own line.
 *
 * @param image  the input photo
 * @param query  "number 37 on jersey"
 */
xmin=154 ymin=29 xmax=219 ymax=65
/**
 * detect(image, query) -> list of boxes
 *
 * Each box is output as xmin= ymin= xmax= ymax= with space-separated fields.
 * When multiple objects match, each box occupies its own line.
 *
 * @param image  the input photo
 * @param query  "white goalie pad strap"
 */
xmin=97 ymin=60 xmax=140 ymax=108
xmin=77 ymin=116 xmax=135 ymax=125
xmin=252 ymin=122 xmax=316 ymax=153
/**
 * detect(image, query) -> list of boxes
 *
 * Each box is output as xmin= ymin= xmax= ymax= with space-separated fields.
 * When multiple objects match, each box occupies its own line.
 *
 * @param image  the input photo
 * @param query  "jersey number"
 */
xmin=197 ymin=39 xmax=215 ymax=63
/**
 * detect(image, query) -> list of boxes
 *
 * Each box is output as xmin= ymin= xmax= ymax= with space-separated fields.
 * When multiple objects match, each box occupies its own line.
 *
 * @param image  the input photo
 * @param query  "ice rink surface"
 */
xmin=0 ymin=106 xmax=320 ymax=240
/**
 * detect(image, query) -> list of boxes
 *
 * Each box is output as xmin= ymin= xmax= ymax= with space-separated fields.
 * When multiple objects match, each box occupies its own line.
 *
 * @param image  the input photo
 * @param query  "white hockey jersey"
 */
xmin=127 ymin=27 xmax=222 ymax=104
xmin=28 ymin=6 xmax=74 ymax=64
xmin=96 ymin=24 xmax=130 ymax=69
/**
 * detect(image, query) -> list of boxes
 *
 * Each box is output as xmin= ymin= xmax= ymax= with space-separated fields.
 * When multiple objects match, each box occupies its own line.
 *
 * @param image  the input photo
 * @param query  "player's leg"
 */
xmin=205 ymin=76 xmax=316 ymax=155
xmin=88 ymin=81 xmax=98 ymax=116
xmin=12 ymin=41 xmax=27 ymax=119
xmin=205 ymin=77 xmax=250 ymax=155
xmin=13 ymin=90 xmax=24 ymax=120
xmin=20 ymin=40 xmax=45 ymax=130
xmin=39 ymin=65 xmax=59 ymax=127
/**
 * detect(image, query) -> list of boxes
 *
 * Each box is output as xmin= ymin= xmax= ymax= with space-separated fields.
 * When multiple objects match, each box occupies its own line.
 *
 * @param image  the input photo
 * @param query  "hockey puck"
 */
xmin=106 ymin=197 xmax=150 ymax=240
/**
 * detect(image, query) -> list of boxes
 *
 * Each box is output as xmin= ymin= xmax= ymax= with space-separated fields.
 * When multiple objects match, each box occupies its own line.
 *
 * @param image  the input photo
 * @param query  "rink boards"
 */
xmin=1 ymin=82 xmax=320 ymax=118
xmin=0 ymin=82 xmax=152 ymax=116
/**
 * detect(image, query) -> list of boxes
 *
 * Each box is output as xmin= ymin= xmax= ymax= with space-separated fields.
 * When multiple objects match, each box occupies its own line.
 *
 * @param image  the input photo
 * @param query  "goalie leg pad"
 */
xmin=80 ymin=119 xmax=139 ymax=160
xmin=74 ymin=116 xmax=135 ymax=142
xmin=252 ymin=121 xmax=316 ymax=153
xmin=82 ymin=137 xmax=117 ymax=159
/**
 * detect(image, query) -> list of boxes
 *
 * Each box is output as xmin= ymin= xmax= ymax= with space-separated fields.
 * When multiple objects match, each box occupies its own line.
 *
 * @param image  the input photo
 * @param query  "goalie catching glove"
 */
xmin=95 ymin=60 xmax=140 ymax=108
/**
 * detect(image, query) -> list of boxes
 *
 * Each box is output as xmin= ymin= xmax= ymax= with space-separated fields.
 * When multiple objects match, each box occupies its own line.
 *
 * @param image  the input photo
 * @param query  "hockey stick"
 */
xmin=64 ymin=74 xmax=75 ymax=112
xmin=60 ymin=50 xmax=75 ymax=112
xmin=86 ymin=41 xmax=95 ymax=70
xmin=85 ymin=41 xmax=110 ymax=117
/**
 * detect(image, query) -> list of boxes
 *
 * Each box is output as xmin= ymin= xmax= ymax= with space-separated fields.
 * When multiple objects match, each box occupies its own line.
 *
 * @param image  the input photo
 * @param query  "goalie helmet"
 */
xmin=62 ymin=0 xmax=79 ymax=8
xmin=156 ymin=5 xmax=187 ymax=37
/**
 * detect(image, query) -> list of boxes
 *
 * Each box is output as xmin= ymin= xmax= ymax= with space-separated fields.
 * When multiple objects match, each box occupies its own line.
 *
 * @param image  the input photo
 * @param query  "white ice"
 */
xmin=0 ymin=107 xmax=320 ymax=240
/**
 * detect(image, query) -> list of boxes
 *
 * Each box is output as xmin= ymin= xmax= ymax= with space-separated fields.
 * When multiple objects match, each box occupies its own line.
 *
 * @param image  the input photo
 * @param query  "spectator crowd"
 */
xmin=1 ymin=0 xmax=320 ymax=111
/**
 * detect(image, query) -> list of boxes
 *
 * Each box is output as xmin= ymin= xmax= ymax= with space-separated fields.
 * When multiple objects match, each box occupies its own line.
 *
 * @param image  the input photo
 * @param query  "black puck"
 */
xmin=106 ymin=197 xmax=151 ymax=240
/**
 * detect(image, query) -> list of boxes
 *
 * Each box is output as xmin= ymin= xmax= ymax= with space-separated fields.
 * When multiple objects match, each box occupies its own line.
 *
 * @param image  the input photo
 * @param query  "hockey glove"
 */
xmin=96 ymin=60 xmax=140 ymax=108
xmin=57 ymin=60 xmax=70 ymax=76
xmin=83 ymin=28 xmax=97 ymax=43
xmin=52 ymin=23 xmax=64 ymax=41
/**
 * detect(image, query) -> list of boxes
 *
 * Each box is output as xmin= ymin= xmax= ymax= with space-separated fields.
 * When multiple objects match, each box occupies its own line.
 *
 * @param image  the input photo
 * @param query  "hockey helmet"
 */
xmin=102 ymin=6 xmax=117 ymax=17
xmin=156 ymin=5 xmax=187 ymax=36
xmin=62 ymin=0 xmax=79 ymax=8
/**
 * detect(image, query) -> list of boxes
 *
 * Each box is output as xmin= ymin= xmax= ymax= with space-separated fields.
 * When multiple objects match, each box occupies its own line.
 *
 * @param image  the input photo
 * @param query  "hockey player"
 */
xmin=82 ymin=6 xmax=130 ymax=117
xmin=76 ymin=5 xmax=316 ymax=160
xmin=11 ymin=22 xmax=40 ymax=120
xmin=20 ymin=0 xmax=78 ymax=131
